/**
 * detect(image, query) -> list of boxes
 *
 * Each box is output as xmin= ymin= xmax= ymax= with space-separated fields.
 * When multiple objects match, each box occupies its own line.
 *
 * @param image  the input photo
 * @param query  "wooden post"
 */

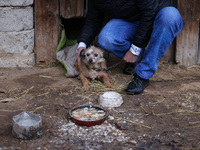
xmin=176 ymin=21 xmax=199 ymax=66
xmin=60 ymin=0 xmax=86 ymax=18
xmin=176 ymin=0 xmax=200 ymax=66
xmin=161 ymin=41 xmax=175 ymax=62
xmin=35 ymin=0 xmax=60 ymax=65
xmin=198 ymin=30 xmax=200 ymax=65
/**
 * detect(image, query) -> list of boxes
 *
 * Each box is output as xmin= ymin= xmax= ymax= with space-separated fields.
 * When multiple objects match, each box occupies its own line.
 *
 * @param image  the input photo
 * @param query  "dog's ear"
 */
xmin=100 ymin=51 xmax=104 ymax=58
xmin=96 ymin=47 xmax=104 ymax=58
xmin=80 ymin=49 xmax=85 ymax=57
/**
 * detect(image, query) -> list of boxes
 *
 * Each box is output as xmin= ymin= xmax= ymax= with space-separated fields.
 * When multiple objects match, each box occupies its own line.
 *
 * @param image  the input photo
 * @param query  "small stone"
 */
xmin=115 ymin=121 xmax=131 ymax=130
xmin=0 ymin=98 xmax=15 ymax=103
xmin=108 ymin=116 xmax=115 ymax=120
xmin=0 ymin=88 xmax=6 ymax=93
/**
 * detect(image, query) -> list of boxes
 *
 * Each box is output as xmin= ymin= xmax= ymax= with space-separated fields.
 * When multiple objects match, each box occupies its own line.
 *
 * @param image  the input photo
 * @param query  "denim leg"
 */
xmin=136 ymin=7 xmax=183 ymax=79
xmin=98 ymin=19 xmax=140 ymax=59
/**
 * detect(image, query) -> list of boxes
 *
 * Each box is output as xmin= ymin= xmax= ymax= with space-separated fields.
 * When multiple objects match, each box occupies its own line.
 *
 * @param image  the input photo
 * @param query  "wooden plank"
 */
xmin=60 ymin=0 xmax=86 ymax=18
xmin=194 ymin=0 xmax=200 ymax=20
xmin=35 ymin=0 xmax=59 ymax=65
xmin=177 ymin=0 xmax=200 ymax=21
xmin=161 ymin=41 xmax=175 ymax=62
xmin=176 ymin=21 xmax=199 ymax=66
xmin=198 ymin=30 xmax=200 ymax=65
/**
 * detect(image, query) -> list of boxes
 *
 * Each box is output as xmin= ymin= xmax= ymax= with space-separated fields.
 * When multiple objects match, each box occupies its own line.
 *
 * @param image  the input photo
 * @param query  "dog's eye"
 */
xmin=94 ymin=53 xmax=98 ymax=57
xmin=86 ymin=53 xmax=90 ymax=56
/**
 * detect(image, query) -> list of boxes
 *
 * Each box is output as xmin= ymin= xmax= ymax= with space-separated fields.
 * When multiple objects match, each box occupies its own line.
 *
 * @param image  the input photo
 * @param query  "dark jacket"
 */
xmin=78 ymin=0 xmax=176 ymax=48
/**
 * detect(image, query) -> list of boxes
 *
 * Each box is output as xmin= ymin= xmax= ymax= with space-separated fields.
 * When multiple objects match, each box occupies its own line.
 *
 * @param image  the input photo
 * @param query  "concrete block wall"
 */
xmin=0 ymin=0 xmax=35 ymax=67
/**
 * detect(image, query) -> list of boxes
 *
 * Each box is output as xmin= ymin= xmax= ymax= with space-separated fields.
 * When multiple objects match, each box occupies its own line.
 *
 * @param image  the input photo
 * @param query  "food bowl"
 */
xmin=99 ymin=91 xmax=123 ymax=107
xmin=12 ymin=111 xmax=42 ymax=140
xmin=69 ymin=105 xmax=108 ymax=126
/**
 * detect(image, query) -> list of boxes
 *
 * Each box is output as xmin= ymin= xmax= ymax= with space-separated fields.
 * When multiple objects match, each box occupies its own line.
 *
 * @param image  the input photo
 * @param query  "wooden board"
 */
xmin=176 ymin=21 xmax=199 ymax=66
xmin=34 ymin=0 xmax=59 ymax=65
xmin=161 ymin=41 xmax=175 ymax=62
xmin=60 ymin=0 xmax=86 ymax=18
xmin=177 ymin=0 xmax=200 ymax=21
xmin=194 ymin=0 xmax=200 ymax=20
xmin=176 ymin=0 xmax=200 ymax=66
xmin=198 ymin=31 xmax=200 ymax=65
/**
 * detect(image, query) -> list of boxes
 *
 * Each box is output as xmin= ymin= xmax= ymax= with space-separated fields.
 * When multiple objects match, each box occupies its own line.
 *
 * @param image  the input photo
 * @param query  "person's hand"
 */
xmin=123 ymin=50 xmax=138 ymax=63
xmin=77 ymin=47 xmax=86 ymax=65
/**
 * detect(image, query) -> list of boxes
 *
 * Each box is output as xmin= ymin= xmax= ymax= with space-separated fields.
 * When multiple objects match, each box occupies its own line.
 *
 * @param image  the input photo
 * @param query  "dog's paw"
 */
xmin=108 ymin=85 xmax=115 ymax=89
xmin=83 ymin=85 xmax=90 ymax=91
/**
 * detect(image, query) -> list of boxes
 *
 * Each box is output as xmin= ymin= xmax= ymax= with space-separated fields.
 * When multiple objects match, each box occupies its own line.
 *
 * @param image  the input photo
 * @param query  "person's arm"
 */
xmin=123 ymin=0 xmax=158 ymax=63
xmin=132 ymin=0 xmax=158 ymax=48
xmin=123 ymin=44 xmax=141 ymax=63
xmin=77 ymin=0 xmax=105 ymax=47
xmin=77 ymin=0 xmax=104 ymax=65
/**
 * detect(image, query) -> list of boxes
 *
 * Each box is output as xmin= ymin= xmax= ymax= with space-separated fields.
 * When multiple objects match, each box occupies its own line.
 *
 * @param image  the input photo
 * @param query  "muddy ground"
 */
xmin=0 ymin=58 xmax=200 ymax=150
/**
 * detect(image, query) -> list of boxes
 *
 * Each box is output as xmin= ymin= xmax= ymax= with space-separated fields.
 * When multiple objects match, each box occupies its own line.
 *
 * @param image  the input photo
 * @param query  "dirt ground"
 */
xmin=0 ymin=58 xmax=200 ymax=150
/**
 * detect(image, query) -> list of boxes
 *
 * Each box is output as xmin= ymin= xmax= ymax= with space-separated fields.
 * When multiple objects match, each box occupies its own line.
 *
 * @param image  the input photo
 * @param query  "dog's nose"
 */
xmin=89 ymin=59 xmax=93 ymax=63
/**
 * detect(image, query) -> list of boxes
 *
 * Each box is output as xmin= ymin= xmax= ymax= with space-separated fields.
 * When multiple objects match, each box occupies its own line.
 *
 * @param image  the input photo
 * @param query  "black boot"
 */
xmin=123 ymin=63 xmax=136 ymax=75
xmin=125 ymin=73 xmax=149 ymax=94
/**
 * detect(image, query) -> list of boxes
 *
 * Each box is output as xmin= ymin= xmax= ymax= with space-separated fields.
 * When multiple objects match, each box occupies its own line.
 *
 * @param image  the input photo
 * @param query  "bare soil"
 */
xmin=0 ymin=59 xmax=200 ymax=150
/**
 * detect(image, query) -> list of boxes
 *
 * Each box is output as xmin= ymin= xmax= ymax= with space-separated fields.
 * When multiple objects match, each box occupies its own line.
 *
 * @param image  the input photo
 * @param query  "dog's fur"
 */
xmin=75 ymin=46 xmax=113 ymax=90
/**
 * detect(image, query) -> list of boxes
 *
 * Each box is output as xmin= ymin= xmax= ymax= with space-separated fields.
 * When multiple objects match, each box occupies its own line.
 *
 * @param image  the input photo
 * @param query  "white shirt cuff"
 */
xmin=129 ymin=44 xmax=142 ymax=56
xmin=78 ymin=42 xmax=87 ymax=49
xmin=77 ymin=42 xmax=87 ymax=53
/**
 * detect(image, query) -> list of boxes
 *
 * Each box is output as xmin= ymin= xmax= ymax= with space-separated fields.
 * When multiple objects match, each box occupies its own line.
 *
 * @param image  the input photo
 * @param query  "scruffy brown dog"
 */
xmin=75 ymin=46 xmax=113 ymax=90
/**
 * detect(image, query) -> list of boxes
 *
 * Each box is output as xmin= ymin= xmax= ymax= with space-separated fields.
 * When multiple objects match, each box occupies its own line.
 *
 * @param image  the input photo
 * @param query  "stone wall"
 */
xmin=0 ymin=0 xmax=35 ymax=67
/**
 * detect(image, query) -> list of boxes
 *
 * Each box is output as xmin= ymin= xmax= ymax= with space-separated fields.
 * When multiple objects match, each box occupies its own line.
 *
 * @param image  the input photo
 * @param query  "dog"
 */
xmin=75 ymin=46 xmax=113 ymax=90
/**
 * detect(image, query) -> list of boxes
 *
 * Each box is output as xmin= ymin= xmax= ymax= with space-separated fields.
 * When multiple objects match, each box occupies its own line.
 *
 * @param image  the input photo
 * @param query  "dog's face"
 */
xmin=84 ymin=46 xmax=103 ymax=64
xmin=76 ymin=46 xmax=113 ymax=90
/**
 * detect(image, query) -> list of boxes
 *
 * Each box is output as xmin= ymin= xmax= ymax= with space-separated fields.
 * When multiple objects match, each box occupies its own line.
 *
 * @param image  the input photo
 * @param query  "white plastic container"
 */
xmin=99 ymin=92 xmax=123 ymax=107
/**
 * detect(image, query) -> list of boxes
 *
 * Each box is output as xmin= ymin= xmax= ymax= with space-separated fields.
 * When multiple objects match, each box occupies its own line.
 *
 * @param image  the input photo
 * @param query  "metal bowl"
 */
xmin=69 ymin=105 xmax=108 ymax=126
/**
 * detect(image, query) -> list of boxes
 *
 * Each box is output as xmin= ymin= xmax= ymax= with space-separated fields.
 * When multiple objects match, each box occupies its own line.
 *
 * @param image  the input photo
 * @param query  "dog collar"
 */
xmin=86 ymin=64 xmax=106 ymax=72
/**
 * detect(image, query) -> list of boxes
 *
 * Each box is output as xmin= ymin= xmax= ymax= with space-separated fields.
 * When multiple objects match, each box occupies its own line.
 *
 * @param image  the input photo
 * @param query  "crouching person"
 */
xmin=77 ymin=0 xmax=183 ymax=94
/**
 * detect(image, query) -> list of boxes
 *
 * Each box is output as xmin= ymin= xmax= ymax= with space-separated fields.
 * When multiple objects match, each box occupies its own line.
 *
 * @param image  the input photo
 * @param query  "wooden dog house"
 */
xmin=34 ymin=0 xmax=200 ymax=66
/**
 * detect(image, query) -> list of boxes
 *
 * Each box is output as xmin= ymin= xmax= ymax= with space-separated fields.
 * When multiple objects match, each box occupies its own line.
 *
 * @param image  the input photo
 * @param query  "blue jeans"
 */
xmin=98 ymin=7 xmax=183 ymax=79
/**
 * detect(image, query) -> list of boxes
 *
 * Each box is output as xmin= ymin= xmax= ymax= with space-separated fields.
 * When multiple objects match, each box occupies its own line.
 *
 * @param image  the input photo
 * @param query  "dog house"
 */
xmin=35 ymin=0 xmax=87 ymax=65
xmin=34 ymin=0 xmax=200 ymax=66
